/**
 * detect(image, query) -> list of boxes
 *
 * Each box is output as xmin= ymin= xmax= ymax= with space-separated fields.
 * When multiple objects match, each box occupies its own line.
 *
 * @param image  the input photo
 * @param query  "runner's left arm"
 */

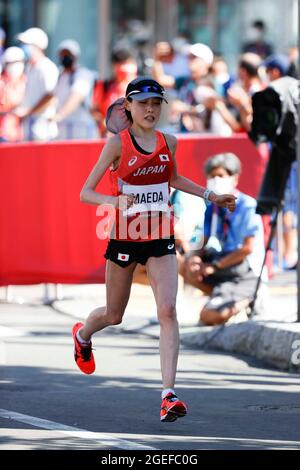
xmin=166 ymin=134 xmax=236 ymax=212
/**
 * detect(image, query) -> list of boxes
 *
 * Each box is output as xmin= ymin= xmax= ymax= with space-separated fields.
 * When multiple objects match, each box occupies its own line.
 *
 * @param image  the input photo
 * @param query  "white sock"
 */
xmin=76 ymin=329 xmax=90 ymax=346
xmin=161 ymin=388 xmax=177 ymax=400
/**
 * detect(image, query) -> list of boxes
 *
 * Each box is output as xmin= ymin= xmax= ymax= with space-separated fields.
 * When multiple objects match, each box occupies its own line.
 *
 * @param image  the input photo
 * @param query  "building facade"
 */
xmin=0 ymin=0 xmax=298 ymax=77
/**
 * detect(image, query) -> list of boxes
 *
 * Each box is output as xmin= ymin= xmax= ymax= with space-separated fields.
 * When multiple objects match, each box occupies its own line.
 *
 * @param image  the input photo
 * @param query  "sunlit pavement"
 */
xmin=1 ymin=297 xmax=300 ymax=450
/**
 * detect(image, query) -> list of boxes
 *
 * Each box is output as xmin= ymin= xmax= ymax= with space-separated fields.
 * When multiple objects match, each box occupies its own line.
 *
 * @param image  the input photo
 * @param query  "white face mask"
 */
xmin=207 ymin=176 xmax=235 ymax=194
xmin=6 ymin=62 xmax=25 ymax=78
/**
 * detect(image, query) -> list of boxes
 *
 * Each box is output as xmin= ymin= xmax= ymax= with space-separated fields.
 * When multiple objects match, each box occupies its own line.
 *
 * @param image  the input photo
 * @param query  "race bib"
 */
xmin=122 ymin=182 xmax=169 ymax=216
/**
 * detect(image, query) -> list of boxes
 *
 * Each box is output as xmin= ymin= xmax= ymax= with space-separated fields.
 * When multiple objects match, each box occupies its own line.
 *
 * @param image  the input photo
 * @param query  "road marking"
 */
xmin=0 ymin=409 xmax=156 ymax=451
xmin=1 ymin=408 xmax=300 ymax=450
xmin=1 ymin=408 xmax=299 ymax=450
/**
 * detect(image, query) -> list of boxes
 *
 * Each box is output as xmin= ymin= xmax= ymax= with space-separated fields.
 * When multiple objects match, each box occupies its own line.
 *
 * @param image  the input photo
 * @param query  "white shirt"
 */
xmin=172 ymin=190 xmax=206 ymax=249
xmin=22 ymin=56 xmax=58 ymax=118
xmin=210 ymin=109 xmax=233 ymax=136
xmin=55 ymin=67 xmax=98 ymax=139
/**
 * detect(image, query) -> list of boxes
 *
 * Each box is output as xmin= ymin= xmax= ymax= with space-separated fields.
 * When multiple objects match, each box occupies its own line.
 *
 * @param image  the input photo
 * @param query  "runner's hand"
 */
xmin=117 ymin=194 xmax=136 ymax=210
xmin=211 ymin=193 xmax=237 ymax=212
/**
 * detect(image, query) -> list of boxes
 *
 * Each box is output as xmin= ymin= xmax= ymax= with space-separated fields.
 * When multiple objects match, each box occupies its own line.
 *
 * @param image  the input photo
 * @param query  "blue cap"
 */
xmin=263 ymin=54 xmax=289 ymax=76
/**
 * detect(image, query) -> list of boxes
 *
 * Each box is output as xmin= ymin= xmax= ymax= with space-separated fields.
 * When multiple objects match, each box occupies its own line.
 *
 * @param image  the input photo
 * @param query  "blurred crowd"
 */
xmin=0 ymin=20 xmax=298 ymax=143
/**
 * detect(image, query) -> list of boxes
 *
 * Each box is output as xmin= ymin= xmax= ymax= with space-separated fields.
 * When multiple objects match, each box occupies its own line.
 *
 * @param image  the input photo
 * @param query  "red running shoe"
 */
xmin=72 ymin=322 xmax=95 ymax=375
xmin=160 ymin=393 xmax=187 ymax=422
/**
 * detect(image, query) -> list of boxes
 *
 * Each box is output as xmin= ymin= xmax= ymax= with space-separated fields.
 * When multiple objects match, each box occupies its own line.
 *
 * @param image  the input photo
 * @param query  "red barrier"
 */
xmin=0 ymin=134 xmax=268 ymax=286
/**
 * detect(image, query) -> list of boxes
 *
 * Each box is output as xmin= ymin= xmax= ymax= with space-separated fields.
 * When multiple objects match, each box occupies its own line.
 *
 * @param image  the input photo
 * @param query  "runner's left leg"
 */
xmin=146 ymin=255 xmax=179 ymax=389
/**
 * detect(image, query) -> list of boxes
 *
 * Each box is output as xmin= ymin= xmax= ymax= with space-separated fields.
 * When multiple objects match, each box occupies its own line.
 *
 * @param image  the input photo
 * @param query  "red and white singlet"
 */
xmin=109 ymin=128 xmax=175 ymax=241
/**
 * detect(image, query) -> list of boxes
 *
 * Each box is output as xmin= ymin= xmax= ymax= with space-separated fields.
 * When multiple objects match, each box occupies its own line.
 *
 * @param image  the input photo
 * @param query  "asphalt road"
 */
xmin=1 ymin=302 xmax=300 ymax=451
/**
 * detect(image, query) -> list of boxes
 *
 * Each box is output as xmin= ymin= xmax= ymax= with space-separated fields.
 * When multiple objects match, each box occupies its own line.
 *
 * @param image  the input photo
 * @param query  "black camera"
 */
xmin=249 ymin=76 xmax=299 ymax=215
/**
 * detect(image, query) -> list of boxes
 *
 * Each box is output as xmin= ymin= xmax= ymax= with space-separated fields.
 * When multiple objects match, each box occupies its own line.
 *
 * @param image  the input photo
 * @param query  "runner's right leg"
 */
xmin=72 ymin=260 xmax=137 ymax=373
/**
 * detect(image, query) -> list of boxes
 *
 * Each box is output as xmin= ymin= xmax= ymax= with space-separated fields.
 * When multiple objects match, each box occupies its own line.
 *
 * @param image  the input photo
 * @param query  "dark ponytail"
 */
xmin=125 ymin=97 xmax=133 ymax=123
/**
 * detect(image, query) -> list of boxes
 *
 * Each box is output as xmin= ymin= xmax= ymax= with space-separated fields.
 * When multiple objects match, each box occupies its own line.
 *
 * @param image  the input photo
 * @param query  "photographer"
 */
xmin=179 ymin=153 xmax=267 ymax=325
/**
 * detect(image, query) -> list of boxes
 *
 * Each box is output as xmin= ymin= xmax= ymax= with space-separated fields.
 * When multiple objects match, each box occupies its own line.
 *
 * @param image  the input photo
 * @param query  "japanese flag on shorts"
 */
xmin=117 ymin=253 xmax=130 ymax=262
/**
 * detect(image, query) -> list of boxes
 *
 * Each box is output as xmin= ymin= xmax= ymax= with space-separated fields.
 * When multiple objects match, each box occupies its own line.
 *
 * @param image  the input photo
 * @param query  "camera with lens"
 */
xmin=249 ymin=76 xmax=299 ymax=215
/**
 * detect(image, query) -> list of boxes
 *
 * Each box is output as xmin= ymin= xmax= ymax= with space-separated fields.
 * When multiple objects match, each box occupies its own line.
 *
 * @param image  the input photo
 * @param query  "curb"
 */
xmin=180 ymin=321 xmax=300 ymax=372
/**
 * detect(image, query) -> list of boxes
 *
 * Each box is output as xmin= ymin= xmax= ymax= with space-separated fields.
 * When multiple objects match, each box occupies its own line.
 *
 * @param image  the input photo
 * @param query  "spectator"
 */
xmin=152 ymin=41 xmax=190 ymax=92
xmin=227 ymin=52 xmax=264 ymax=132
xmin=91 ymin=48 xmax=137 ymax=136
xmin=280 ymin=161 xmax=298 ymax=269
xmin=0 ymin=27 xmax=6 ymax=70
xmin=185 ymin=43 xmax=214 ymax=86
xmin=171 ymin=43 xmax=236 ymax=135
xmin=16 ymin=27 xmax=58 ymax=141
xmin=0 ymin=46 xmax=26 ymax=142
xmin=178 ymin=153 xmax=267 ymax=325
xmin=263 ymin=54 xmax=290 ymax=82
xmin=171 ymin=189 xmax=206 ymax=254
xmin=170 ymin=43 xmax=213 ymax=132
xmin=211 ymin=56 xmax=235 ymax=98
xmin=132 ymin=34 xmax=152 ymax=75
xmin=151 ymin=41 xmax=190 ymax=131
xmin=242 ymin=20 xmax=273 ymax=59
xmin=52 ymin=39 xmax=98 ymax=140
xmin=287 ymin=46 xmax=299 ymax=79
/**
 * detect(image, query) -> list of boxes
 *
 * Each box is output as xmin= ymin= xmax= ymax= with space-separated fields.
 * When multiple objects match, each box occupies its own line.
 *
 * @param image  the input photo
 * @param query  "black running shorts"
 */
xmin=104 ymin=236 xmax=176 ymax=267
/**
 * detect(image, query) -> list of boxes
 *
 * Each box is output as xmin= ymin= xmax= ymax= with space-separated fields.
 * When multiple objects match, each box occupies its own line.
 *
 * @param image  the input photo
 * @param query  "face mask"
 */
xmin=60 ymin=55 xmax=75 ymax=69
xmin=207 ymin=176 xmax=235 ymax=194
xmin=115 ymin=63 xmax=137 ymax=81
xmin=6 ymin=62 xmax=25 ymax=78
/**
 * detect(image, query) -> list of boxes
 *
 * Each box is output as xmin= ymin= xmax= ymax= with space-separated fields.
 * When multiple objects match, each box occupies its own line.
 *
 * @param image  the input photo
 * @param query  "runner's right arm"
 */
xmin=80 ymin=135 xmax=134 ymax=210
